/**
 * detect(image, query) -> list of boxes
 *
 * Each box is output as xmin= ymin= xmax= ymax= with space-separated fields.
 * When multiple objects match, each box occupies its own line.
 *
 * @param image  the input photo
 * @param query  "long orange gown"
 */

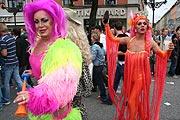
xmin=121 ymin=47 xmax=152 ymax=120
xmin=105 ymin=24 xmax=170 ymax=120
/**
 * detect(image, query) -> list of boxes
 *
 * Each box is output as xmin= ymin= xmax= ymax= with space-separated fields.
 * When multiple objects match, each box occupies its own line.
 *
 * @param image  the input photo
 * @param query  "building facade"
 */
xmin=0 ymin=0 xmax=144 ymax=31
xmin=155 ymin=0 xmax=180 ymax=31
xmin=61 ymin=0 xmax=143 ymax=31
xmin=176 ymin=0 xmax=180 ymax=27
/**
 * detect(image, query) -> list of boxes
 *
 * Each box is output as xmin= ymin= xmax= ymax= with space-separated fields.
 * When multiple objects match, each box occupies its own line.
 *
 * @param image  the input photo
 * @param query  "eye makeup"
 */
xmin=34 ymin=19 xmax=39 ymax=24
xmin=34 ymin=18 xmax=49 ymax=24
xmin=41 ymin=18 xmax=49 ymax=23
xmin=137 ymin=22 xmax=147 ymax=26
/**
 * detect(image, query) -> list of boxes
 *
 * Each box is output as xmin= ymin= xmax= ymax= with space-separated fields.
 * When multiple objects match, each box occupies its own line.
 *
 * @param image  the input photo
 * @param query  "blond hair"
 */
xmin=91 ymin=32 xmax=100 ymax=42
xmin=66 ymin=20 xmax=92 ymax=65
xmin=0 ymin=23 xmax=8 ymax=32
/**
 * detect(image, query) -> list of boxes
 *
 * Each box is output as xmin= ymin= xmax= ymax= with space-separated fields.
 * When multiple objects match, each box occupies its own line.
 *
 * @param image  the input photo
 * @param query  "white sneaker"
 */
xmin=172 ymin=75 xmax=178 ymax=79
xmin=3 ymin=101 xmax=11 ymax=105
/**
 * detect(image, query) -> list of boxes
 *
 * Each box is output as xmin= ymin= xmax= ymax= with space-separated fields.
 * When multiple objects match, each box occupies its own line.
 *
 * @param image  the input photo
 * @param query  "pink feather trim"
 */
xmin=27 ymin=63 xmax=80 ymax=116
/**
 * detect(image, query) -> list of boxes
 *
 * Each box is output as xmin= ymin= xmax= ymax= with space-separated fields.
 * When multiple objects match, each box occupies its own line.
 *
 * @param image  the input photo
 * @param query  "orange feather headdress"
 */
xmin=128 ymin=11 xmax=152 ymax=31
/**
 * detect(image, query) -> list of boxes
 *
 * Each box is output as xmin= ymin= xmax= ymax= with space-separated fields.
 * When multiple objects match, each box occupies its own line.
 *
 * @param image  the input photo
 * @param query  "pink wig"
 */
xmin=23 ymin=0 xmax=67 ymax=49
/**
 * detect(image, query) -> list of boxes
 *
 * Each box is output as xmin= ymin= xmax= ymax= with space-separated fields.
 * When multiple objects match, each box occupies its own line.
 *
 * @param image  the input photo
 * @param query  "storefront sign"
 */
xmin=0 ymin=16 xmax=12 ymax=22
xmin=76 ymin=8 xmax=126 ymax=18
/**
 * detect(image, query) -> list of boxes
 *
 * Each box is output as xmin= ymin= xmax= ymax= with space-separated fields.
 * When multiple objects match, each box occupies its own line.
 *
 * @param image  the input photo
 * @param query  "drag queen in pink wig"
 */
xmin=13 ymin=0 xmax=82 ymax=120
xmin=102 ymin=12 xmax=174 ymax=120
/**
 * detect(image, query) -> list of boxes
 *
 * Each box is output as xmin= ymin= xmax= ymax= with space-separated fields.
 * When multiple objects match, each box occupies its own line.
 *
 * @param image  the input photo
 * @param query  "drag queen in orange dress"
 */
xmin=103 ymin=12 xmax=174 ymax=120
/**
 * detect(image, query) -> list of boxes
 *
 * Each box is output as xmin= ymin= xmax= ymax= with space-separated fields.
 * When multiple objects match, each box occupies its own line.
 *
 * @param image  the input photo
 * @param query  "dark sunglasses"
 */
xmin=34 ymin=18 xmax=49 ymax=24
xmin=137 ymin=22 xmax=147 ymax=26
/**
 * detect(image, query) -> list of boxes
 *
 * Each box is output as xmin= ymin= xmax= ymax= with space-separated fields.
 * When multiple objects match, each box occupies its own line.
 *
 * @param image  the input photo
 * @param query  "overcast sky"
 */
xmin=146 ymin=0 xmax=177 ymax=24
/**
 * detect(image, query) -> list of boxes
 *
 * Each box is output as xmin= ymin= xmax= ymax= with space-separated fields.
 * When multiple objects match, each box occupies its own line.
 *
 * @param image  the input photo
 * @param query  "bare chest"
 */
xmin=128 ymin=40 xmax=145 ymax=52
xmin=33 ymin=43 xmax=48 ymax=55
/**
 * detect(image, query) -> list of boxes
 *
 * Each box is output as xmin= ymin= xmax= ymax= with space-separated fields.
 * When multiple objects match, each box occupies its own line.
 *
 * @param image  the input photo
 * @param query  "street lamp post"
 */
xmin=144 ymin=0 xmax=167 ymax=28
xmin=0 ymin=0 xmax=23 ymax=26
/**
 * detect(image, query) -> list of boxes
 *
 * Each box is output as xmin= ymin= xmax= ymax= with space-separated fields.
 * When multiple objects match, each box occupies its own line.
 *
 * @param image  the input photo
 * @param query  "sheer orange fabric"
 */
xmin=105 ymin=25 xmax=120 ymax=112
xmin=121 ymin=49 xmax=151 ymax=120
xmin=105 ymin=24 xmax=170 ymax=120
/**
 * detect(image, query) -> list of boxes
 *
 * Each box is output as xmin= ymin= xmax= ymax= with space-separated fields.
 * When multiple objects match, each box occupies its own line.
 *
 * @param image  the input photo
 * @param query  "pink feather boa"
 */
xmin=27 ymin=63 xmax=80 ymax=116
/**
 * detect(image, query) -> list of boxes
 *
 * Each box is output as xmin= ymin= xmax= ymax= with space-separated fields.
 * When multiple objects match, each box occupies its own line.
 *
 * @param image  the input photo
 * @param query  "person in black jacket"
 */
xmin=175 ymin=26 xmax=180 ymax=75
xmin=168 ymin=26 xmax=180 ymax=78
xmin=13 ymin=27 xmax=33 ymax=87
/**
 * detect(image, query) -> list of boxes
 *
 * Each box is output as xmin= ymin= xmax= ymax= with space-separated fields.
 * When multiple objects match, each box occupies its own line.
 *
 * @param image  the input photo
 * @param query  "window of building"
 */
xmin=8 ymin=0 xmax=16 ymax=7
xmin=105 ymin=0 xmax=116 ymax=5
xmin=7 ymin=0 xmax=24 ymax=8
xmin=84 ymin=0 xmax=92 ymax=5
xmin=0 ymin=0 xmax=5 ymax=3
xmin=63 ymin=0 xmax=70 ymax=5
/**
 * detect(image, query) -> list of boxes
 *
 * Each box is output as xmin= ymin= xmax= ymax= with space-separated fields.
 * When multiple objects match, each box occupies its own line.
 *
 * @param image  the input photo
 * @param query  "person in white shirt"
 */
xmin=159 ymin=28 xmax=172 ymax=51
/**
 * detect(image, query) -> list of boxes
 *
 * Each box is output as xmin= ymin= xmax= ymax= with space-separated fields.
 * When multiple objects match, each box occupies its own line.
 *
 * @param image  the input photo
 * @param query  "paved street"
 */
xmin=0 ymin=66 xmax=180 ymax=120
